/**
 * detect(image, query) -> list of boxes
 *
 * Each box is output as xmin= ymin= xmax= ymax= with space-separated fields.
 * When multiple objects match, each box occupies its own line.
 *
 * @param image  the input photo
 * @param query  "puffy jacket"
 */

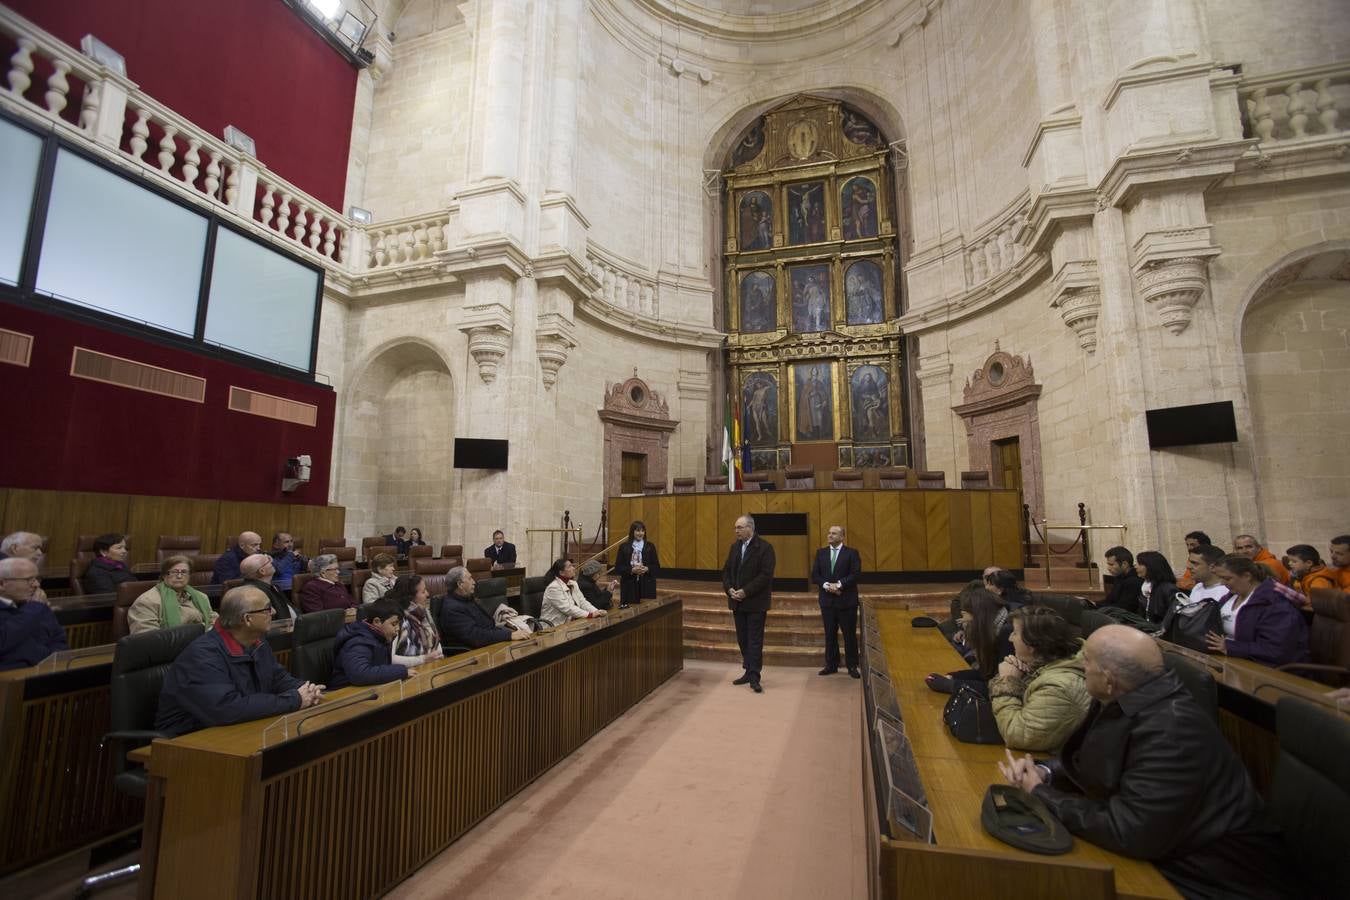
xmin=989 ymin=651 xmax=1092 ymax=753
xmin=155 ymin=621 xmax=301 ymax=736
xmin=328 ymin=621 xmax=408 ymax=689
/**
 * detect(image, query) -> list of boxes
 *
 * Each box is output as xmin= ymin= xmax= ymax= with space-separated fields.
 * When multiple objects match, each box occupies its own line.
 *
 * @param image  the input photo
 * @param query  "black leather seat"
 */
xmin=1269 ymin=697 xmax=1350 ymax=897
xmin=1079 ymin=608 xmax=1113 ymax=637
xmin=1161 ymin=650 xmax=1218 ymax=723
xmin=475 ymin=577 xmax=507 ymax=619
xmin=107 ymin=624 xmax=206 ymax=798
xmin=1030 ymin=593 xmax=1085 ymax=626
xmin=291 ymin=609 xmax=347 ymax=685
xmin=518 ymin=576 xmax=549 ymax=620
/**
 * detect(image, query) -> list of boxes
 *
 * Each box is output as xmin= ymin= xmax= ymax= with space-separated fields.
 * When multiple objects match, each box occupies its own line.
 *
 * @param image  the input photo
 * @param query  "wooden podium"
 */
xmin=609 ymin=487 xmax=1022 ymax=583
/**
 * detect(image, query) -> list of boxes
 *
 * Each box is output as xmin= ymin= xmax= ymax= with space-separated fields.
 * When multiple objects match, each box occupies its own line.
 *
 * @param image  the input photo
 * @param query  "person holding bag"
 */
xmin=1203 ymin=554 xmax=1309 ymax=667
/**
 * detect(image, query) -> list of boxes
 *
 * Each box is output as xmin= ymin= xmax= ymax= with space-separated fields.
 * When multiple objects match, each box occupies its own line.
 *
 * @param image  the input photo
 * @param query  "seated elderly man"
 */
xmin=213 ymin=532 xmax=263 ymax=584
xmin=0 ymin=557 xmax=68 ymax=670
xmin=240 ymin=554 xmax=299 ymax=621
xmin=155 ymin=586 xmax=322 ymax=737
xmin=128 ymin=555 xmax=218 ymax=634
xmin=437 ymin=566 xmax=529 ymax=648
xmin=0 ymin=531 xmax=45 ymax=563
xmin=999 ymin=624 xmax=1298 ymax=899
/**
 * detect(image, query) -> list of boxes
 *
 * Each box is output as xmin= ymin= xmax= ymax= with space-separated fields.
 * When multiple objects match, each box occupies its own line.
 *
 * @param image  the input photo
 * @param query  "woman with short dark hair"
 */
xmin=989 ymin=606 xmax=1091 ymax=752
xmin=1134 ymin=550 xmax=1179 ymax=623
xmin=985 ymin=569 xmax=1032 ymax=610
xmin=84 ymin=533 xmax=135 ymax=593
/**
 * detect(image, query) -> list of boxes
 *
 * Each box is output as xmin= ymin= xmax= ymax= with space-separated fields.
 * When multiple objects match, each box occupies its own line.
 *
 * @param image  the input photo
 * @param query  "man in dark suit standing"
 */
xmin=721 ymin=514 xmax=775 ymax=693
xmin=484 ymin=530 xmax=517 ymax=568
xmin=811 ymin=524 xmax=861 ymax=678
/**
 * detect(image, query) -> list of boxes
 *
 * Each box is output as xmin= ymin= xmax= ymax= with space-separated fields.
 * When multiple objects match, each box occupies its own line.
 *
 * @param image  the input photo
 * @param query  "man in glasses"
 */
xmin=0 ymin=557 xmax=67 ymax=671
xmin=156 ymin=585 xmax=322 ymax=737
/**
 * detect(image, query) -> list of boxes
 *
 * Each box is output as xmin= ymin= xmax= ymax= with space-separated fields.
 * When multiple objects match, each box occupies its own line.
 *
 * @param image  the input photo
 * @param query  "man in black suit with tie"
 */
xmin=484 ymin=530 xmax=517 ymax=568
xmin=721 ymin=514 xmax=776 ymax=693
xmin=811 ymin=524 xmax=861 ymax=678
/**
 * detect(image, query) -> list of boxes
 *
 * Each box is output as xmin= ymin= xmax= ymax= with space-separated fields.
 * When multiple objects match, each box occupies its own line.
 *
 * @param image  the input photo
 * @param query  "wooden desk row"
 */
xmin=609 ymin=488 xmax=1023 ymax=582
xmin=138 ymin=598 xmax=683 ymax=900
xmin=0 ymin=614 xmax=320 ymax=875
xmin=862 ymin=607 xmax=1181 ymax=900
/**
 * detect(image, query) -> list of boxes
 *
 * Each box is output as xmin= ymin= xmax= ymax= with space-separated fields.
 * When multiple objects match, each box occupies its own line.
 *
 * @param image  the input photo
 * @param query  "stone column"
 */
xmin=545 ymin=0 xmax=582 ymax=199
xmin=478 ymin=0 xmax=527 ymax=183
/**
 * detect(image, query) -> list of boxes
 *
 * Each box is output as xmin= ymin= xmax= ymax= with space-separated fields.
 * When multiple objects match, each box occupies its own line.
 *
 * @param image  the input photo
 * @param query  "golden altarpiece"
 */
xmin=724 ymin=95 xmax=909 ymax=474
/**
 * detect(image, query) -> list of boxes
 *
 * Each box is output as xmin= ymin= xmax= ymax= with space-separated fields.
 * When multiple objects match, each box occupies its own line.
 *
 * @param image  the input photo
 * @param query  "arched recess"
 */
xmin=336 ymin=339 xmax=456 ymax=546
xmin=1237 ymin=243 xmax=1350 ymax=550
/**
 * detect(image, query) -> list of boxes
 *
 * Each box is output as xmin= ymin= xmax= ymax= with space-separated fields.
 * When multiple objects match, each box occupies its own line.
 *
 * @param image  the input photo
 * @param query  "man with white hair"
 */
xmin=999 ymin=625 xmax=1296 ymax=898
xmin=0 ymin=531 xmax=44 ymax=563
xmin=0 ymin=557 xmax=68 ymax=670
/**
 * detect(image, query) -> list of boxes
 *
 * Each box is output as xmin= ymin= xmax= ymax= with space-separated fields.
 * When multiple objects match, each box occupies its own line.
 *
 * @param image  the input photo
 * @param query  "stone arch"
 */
xmin=1236 ymin=242 xmax=1350 ymax=551
xmin=335 ymin=338 xmax=457 ymax=547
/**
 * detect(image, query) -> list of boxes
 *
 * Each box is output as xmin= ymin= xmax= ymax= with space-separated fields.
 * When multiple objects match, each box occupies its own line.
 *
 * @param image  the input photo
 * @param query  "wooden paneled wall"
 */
xmin=0 ymin=488 xmax=345 ymax=575
xmin=609 ymin=489 xmax=1022 ymax=576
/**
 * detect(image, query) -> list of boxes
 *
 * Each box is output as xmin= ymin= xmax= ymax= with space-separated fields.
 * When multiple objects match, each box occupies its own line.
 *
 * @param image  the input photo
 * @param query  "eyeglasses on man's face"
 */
xmin=244 ymin=605 xmax=275 ymax=618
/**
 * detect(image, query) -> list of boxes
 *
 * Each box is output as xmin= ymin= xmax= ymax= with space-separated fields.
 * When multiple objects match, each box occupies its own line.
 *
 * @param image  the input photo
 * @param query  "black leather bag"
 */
xmin=1099 ymin=604 xmax=1163 ymax=634
xmin=942 ymin=683 xmax=1002 ymax=744
xmin=1160 ymin=596 xmax=1223 ymax=652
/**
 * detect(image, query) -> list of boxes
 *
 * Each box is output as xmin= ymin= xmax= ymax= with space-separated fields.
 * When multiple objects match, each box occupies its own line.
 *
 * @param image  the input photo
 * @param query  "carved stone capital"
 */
xmin=1049 ymin=260 xmax=1101 ymax=354
xmin=1136 ymin=256 xmax=1209 ymax=335
xmin=535 ymin=313 xmax=577 ymax=390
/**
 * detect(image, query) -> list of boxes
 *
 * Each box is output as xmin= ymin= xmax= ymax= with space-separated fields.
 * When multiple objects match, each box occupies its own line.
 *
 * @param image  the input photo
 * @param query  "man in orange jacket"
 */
xmin=1233 ymin=534 xmax=1290 ymax=585
xmin=1329 ymin=535 xmax=1350 ymax=592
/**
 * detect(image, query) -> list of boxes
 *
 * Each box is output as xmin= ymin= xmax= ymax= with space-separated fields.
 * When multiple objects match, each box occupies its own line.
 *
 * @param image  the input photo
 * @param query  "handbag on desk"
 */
xmin=1160 ymin=594 xmax=1223 ymax=652
xmin=942 ymin=683 xmax=1002 ymax=744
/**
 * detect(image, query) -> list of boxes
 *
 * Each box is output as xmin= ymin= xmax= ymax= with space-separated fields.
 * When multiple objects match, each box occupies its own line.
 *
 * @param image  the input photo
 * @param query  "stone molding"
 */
xmin=952 ymin=347 xmax=1045 ymax=517
xmin=1048 ymin=260 xmax=1102 ymax=355
xmin=598 ymin=374 xmax=680 ymax=500
xmin=535 ymin=312 xmax=578 ymax=390
xmin=1135 ymin=256 xmax=1211 ymax=335
xmin=458 ymin=302 xmax=514 ymax=384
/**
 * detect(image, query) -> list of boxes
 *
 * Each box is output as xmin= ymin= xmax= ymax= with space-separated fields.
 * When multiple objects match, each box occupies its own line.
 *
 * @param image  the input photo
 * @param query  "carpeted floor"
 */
xmin=386 ymin=659 xmax=868 ymax=900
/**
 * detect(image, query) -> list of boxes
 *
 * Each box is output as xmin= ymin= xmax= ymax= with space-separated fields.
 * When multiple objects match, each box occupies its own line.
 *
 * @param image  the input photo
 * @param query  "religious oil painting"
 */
xmin=853 ymin=446 xmax=893 ymax=469
xmin=738 ymin=191 xmax=773 ymax=251
xmin=741 ymin=371 xmax=779 ymax=445
xmin=841 ymin=106 xmax=882 ymax=147
xmin=789 ymin=264 xmax=831 ymax=333
xmin=850 ymin=364 xmax=891 ymax=442
xmin=787 ymin=181 xmax=827 ymax=245
xmin=794 ymin=362 xmax=834 ymax=442
xmin=841 ymin=176 xmax=878 ymax=240
xmin=738 ymin=271 xmax=776 ymax=333
xmin=732 ymin=117 xmax=765 ymax=166
xmin=844 ymin=259 xmax=884 ymax=325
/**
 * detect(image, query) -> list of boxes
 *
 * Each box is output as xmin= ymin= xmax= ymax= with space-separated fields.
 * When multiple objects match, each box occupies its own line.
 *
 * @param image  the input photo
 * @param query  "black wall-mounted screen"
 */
xmin=454 ymin=438 xmax=509 ymax=470
xmin=1145 ymin=401 xmax=1238 ymax=449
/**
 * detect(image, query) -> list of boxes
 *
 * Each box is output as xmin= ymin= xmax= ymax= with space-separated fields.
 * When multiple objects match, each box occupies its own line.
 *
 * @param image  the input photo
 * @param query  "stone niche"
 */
xmin=598 ymin=375 xmax=679 ymax=500
xmin=951 ymin=347 xmax=1045 ymax=518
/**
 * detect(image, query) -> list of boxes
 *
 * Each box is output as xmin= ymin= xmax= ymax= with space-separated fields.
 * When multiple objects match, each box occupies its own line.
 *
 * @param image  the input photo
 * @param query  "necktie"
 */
xmin=830 ymin=546 xmax=838 ymax=574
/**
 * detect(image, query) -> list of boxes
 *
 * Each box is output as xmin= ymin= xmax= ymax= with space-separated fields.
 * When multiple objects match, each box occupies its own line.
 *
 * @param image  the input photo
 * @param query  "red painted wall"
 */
xmin=0 ymin=301 xmax=335 ymax=505
xmin=7 ymin=0 xmax=357 ymax=212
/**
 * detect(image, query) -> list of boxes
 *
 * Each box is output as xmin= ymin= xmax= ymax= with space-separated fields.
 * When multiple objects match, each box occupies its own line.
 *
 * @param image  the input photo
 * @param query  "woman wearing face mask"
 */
xmin=613 ymin=520 xmax=660 ymax=608
xmin=386 ymin=575 xmax=444 ymax=666
xmin=84 ymin=533 xmax=135 ymax=593
xmin=1204 ymin=554 xmax=1309 ymax=667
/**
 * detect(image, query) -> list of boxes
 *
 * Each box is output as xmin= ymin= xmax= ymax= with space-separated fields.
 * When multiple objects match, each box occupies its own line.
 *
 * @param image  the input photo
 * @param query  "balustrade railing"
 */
xmin=586 ymin=249 xmax=658 ymax=316
xmin=1240 ymin=63 xmax=1349 ymax=147
xmin=963 ymin=200 xmax=1029 ymax=288
xmin=364 ymin=210 xmax=451 ymax=270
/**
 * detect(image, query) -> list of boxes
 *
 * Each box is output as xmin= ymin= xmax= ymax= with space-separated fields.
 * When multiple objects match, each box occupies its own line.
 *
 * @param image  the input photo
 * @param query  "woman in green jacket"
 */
xmin=989 ymin=605 xmax=1091 ymax=753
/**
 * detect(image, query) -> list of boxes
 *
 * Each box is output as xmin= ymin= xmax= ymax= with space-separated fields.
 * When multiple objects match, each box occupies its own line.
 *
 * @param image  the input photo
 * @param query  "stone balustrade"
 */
xmin=586 ymin=248 xmax=659 ymax=317
xmin=1241 ymin=63 xmax=1348 ymax=146
xmin=363 ymin=211 xmax=451 ymax=270
xmin=963 ymin=199 xmax=1030 ymax=288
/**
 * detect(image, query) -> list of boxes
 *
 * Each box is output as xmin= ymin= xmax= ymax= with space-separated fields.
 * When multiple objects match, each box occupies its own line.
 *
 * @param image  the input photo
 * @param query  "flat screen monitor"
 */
xmin=454 ymin=438 xmax=509 ymax=470
xmin=1145 ymin=401 xmax=1238 ymax=449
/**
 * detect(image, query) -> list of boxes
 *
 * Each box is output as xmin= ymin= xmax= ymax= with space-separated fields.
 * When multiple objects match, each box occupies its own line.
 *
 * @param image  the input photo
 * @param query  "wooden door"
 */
xmin=621 ymin=452 xmax=645 ymax=494
xmin=993 ymin=437 xmax=1022 ymax=492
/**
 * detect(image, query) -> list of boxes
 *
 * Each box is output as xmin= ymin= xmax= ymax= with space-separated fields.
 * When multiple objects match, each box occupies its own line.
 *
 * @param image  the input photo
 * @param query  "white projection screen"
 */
xmin=0 ymin=118 xmax=42 ymax=286
xmin=203 ymin=226 xmax=319 ymax=371
xmin=36 ymin=149 xmax=207 ymax=335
